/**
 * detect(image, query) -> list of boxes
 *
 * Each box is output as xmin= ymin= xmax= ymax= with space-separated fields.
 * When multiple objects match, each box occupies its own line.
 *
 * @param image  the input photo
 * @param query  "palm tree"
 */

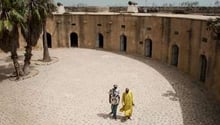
xmin=0 ymin=0 xmax=25 ymax=79
xmin=21 ymin=0 xmax=56 ymax=74
xmin=40 ymin=0 xmax=56 ymax=62
xmin=207 ymin=18 xmax=220 ymax=40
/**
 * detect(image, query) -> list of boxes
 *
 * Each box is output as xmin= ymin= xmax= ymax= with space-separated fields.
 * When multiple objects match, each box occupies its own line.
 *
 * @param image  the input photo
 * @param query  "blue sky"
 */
xmin=54 ymin=0 xmax=218 ymax=6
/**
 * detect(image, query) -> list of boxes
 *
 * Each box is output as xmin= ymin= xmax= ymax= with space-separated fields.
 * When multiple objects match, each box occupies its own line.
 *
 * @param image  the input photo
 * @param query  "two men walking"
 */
xmin=109 ymin=85 xmax=134 ymax=120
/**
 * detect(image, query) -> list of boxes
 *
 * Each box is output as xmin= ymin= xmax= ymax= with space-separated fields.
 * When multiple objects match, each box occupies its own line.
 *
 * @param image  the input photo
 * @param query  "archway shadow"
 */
xmin=117 ymin=53 xmax=220 ymax=125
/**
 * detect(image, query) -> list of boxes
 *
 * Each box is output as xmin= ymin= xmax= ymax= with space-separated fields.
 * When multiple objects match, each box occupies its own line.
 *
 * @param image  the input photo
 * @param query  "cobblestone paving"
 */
xmin=0 ymin=48 xmax=220 ymax=125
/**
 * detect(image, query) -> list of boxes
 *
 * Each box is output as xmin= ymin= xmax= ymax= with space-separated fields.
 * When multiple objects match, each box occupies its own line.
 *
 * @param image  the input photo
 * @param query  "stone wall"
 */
xmin=214 ymin=49 xmax=220 ymax=100
xmin=44 ymin=13 xmax=220 ymax=102
xmin=1 ymin=12 xmax=219 ymax=102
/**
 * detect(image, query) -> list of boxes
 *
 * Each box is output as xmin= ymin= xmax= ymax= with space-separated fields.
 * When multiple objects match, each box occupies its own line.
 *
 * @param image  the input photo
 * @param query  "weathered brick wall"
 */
xmin=45 ymin=13 xmax=219 ymax=102
xmin=1 ymin=13 xmax=219 ymax=102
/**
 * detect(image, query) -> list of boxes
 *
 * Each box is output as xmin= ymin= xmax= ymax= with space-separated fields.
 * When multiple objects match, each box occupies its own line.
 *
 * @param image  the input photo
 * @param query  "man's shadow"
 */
xmin=97 ymin=113 xmax=110 ymax=119
xmin=97 ymin=113 xmax=127 ymax=122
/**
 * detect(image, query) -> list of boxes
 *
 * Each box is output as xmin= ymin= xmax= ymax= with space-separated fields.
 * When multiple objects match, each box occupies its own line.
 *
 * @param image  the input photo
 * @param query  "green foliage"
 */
xmin=3 ymin=20 xmax=13 ymax=31
xmin=180 ymin=1 xmax=199 ymax=7
xmin=0 ymin=0 xmax=25 ymax=52
xmin=0 ymin=0 xmax=56 ymax=52
xmin=0 ymin=20 xmax=3 ymax=32
xmin=207 ymin=18 xmax=220 ymax=40
xmin=21 ymin=0 xmax=56 ymax=46
xmin=10 ymin=9 xmax=26 ymax=23
xmin=207 ymin=18 xmax=220 ymax=34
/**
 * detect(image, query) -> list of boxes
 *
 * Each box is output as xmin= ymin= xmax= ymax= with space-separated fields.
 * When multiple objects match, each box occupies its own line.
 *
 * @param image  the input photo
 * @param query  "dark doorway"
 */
xmin=200 ymin=55 xmax=207 ymax=82
xmin=120 ymin=34 xmax=127 ymax=52
xmin=145 ymin=39 xmax=152 ymax=57
xmin=97 ymin=33 xmax=104 ymax=48
xmin=171 ymin=44 xmax=179 ymax=66
xmin=43 ymin=32 xmax=52 ymax=48
xmin=70 ymin=32 xmax=78 ymax=47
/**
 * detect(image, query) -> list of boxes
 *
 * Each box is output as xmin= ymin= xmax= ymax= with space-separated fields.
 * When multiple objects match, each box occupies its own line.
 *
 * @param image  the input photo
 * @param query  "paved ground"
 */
xmin=0 ymin=48 xmax=220 ymax=125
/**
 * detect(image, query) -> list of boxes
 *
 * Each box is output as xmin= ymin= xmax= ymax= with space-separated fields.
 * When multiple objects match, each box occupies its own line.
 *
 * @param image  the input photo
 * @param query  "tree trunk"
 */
xmin=23 ymin=15 xmax=32 ymax=74
xmin=23 ymin=45 xmax=32 ymax=75
xmin=42 ymin=22 xmax=51 ymax=62
xmin=10 ymin=26 xmax=23 ymax=79
xmin=11 ymin=51 xmax=22 ymax=80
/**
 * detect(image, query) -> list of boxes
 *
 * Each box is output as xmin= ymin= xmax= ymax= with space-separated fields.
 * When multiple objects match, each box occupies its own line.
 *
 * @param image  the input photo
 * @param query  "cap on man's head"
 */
xmin=113 ymin=84 xmax=118 ymax=88
xmin=125 ymin=88 xmax=129 ymax=93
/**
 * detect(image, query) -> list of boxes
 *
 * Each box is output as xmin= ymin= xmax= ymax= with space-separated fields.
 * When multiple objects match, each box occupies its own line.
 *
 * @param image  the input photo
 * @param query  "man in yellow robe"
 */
xmin=120 ymin=88 xmax=134 ymax=120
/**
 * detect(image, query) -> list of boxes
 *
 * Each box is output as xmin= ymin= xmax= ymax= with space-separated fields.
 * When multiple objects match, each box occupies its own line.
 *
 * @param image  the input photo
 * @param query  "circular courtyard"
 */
xmin=0 ymin=48 xmax=219 ymax=125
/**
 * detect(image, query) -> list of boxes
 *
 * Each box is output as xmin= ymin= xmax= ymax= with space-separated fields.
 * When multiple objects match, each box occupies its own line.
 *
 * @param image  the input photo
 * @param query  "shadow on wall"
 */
xmin=119 ymin=54 xmax=220 ymax=125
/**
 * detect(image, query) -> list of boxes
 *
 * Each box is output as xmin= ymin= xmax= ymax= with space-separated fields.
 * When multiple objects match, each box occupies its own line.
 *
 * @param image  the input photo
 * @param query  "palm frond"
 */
xmin=3 ymin=20 xmax=13 ymax=31
xmin=0 ymin=21 xmax=3 ymax=37
xmin=2 ymin=0 xmax=11 ymax=8
xmin=207 ymin=18 xmax=220 ymax=34
xmin=0 ymin=21 xmax=3 ymax=33
xmin=10 ymin=9 xmax=25 ymax=22
xmin=0 ymin=0 xmax=24 ymax=52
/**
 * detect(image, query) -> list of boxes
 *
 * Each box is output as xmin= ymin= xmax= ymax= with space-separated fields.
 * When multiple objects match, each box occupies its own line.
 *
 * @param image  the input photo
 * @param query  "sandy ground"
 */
xmin=0 ymin=48 xmax=219 ymax=125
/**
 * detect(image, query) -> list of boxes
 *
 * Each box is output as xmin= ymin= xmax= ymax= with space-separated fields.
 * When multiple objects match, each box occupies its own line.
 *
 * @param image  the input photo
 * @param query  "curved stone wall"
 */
xmin=38 ymin=12 xmax=220 ymax=101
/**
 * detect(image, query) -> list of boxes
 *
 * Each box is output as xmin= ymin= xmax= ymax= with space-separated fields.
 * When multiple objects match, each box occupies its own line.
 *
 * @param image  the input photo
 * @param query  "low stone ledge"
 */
xmin=31 ymin=57 xmax=59 ymax=66
xmin=9 ymin=69 xmax=39 ymax=81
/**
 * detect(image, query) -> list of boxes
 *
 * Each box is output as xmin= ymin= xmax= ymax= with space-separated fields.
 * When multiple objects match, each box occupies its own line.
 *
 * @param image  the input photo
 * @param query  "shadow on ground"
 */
xmin=97 ymin=113 xmax=127 ymax=122
xmin=0 ymin=65 xmax=14 ymax=82
xmin=0 ymin=63 xmax=38 ymax=82
xmin=121 ymin=54 xmax=220 ymax=125
xmin=0 ymin=55 xmax=24 ymax=82
xmin=0 ymin=54 xmax=42 ymax=81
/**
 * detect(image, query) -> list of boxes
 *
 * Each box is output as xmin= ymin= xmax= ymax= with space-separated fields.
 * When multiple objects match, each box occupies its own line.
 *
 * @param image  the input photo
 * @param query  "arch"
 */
xmin=200 ymin=55 xmax=207 ymax=82
xmin=171 ymin=44 xmax=179 ymax=66
xmin=145 ymin=39 xmax=152 ymax=57
xmin=96 ymin=33 xmax=104 ymax=48
xmin=43 ymin=32 xmax=52 ymax=48
xmin=120 ymin=34 xmax=127 ymax=52
xmin=70 ymin=32 xmax=78 ymax=47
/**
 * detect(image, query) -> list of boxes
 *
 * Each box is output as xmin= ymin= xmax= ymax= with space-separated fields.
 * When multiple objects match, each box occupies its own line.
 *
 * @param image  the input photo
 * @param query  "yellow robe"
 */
xmin=120 ymin=91 xmax=134 ymax=117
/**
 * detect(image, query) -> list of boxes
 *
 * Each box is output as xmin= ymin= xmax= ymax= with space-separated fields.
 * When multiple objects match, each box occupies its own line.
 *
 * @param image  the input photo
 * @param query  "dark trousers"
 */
xmin=111 ymin=104 xmax=118 ymax=119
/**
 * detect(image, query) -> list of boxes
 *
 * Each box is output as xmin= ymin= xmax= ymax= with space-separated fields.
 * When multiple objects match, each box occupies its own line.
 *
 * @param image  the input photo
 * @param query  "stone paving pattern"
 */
xmin=0 ymin=48 xmax=220 ymax=125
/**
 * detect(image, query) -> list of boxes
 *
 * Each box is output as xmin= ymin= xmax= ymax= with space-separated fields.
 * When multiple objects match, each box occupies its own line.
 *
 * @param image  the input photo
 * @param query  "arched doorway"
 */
xmin=200 ymin=55 xmax=207 ymax=82
xmin=43 ymin=32 xmax=52 ymax=48
xmin=171 ymin=44 xmax=179 ymax=66
xmin=70 ymin=32 xmax=78 ymax=47
xmin=120 ymin=34 xmax=127 ymax=52
xmin=145 ymin=39 xmax=152 ymax=57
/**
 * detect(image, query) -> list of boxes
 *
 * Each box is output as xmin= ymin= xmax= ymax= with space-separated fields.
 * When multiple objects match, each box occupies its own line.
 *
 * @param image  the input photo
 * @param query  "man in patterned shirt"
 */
xmin=109 ymin=84 xmax=120 ymax=120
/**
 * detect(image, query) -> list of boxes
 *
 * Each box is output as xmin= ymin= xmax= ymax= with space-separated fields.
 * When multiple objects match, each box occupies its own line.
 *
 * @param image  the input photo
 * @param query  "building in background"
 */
xmin=127 ymin=1 xmax=138 ymax=13
xmin=57 ymin=2 xmax=66 ymax=14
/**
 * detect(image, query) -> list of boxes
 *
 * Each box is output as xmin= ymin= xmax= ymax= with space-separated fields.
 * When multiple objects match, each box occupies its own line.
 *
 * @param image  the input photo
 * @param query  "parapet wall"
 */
xmin=65 ymin=6 xmax=220 ymax=16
